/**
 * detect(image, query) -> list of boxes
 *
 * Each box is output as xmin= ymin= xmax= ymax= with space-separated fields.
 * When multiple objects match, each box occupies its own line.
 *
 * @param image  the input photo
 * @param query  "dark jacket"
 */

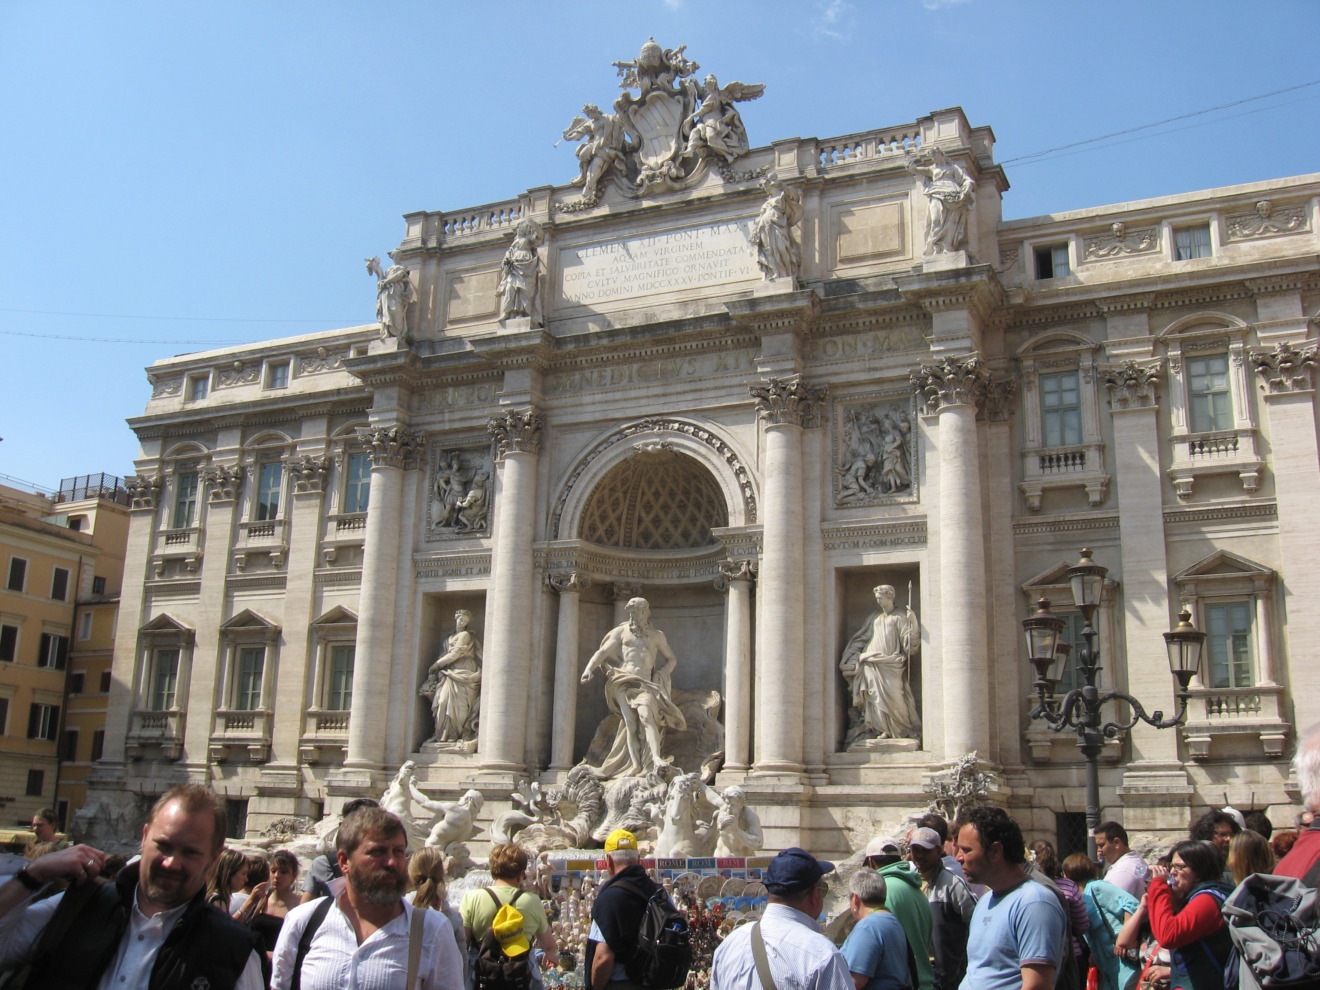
xmin=1168 ymin=883 xmax=1232 ymax=990
xmin=25 ymin=861 xmax=259 ymax=990
xmin=586 ymin=864 xmax=659 ymax=981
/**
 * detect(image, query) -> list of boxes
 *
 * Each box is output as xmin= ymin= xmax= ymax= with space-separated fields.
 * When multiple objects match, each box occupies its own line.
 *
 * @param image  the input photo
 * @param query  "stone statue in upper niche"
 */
xmin=421 ymin=609 xmax=482 ymax=744
xmin=750 ymin=176 xmax=803 ymax=280
xmin=840 ymin=584 xmax=922 ymax=744
xmin=562 ymin=102 xmax=635 ymax=204
xmin=905 ymin=148 xmax=975 ymax=255
xmin=580 ymin=597 xmax=687 ymax=777
xmin=497 ymin=219 xmax=544 ymax=325
xmin=365 ymin=255 xmax=415 ymax=341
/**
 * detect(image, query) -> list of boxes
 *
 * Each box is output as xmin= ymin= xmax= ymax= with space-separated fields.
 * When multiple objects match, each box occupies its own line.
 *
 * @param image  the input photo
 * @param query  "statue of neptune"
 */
xmin=580 ymin=597 xmax=687 ymax=777
xmin=839 ymin=584 xmax=922 ymax=742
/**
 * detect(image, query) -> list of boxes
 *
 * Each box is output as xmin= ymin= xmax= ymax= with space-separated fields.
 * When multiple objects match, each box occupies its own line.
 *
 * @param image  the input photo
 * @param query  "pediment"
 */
xmin=311 ymin=605 xmax=358 ymax=627
xmin=1174 ymin=550 xmax=1272 ymax=582
xmin=140 ymin=613 xmax=193 ymax=634
xmin=220 ymin=608 xmax=280 ymax=632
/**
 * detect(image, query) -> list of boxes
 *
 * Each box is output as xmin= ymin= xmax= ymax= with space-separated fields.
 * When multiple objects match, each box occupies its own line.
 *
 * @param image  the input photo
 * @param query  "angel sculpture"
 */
xmin=562 ymin=102 xmax=635 ymax=203
xmin=365 ymin=255 xmax=414 ymax=341
xmin=681 ymin=74 xmax=764 ymax=164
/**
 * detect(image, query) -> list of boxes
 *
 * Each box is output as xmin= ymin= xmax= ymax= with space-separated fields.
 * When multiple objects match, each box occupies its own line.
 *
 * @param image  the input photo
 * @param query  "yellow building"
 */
xmin=0 ymin=476 xmax=127 ymax=831
xmin=51 ymin=477 xmax=129 ymax=825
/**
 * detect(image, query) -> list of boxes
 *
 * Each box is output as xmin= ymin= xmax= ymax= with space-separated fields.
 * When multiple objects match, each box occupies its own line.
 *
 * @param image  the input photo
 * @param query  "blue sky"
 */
xmin=2 ymin=0 xmax=1318 ymax=490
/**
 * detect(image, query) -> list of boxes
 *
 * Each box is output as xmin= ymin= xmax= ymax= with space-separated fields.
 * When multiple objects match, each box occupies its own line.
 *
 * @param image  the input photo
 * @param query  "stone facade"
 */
xmin=86 ymin=87 xmax=1320 ymax=853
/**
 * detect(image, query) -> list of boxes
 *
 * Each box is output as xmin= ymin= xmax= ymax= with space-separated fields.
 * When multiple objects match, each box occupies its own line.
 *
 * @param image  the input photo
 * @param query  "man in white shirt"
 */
xmin=272 ymin=804 xmax=464 ymax=990
xmin=0 ymin=782 xmax=264 ymax=990
xmin=1092 ymin=821 xmax=1148 ymax=898
xmin=711 ymin=847 xmax=853 ymax=990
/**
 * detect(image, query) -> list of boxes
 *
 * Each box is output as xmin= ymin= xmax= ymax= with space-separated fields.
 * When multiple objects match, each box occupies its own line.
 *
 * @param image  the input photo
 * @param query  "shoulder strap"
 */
xmin=1303 ymin=855 xmax=1320 ymax=888
xmin=405 ymin=904 xmax=427 ymax=989
xmin=486 ymin=886 xmax=505 ymax=909
xmin=750 ymin=922 xmax=778 ymax=990
xmin=291 ymin=896 xmax=334 ymax=990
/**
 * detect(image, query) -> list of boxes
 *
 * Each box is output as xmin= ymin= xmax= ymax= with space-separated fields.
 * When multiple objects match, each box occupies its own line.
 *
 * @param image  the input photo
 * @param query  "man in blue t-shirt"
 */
xmin=841 ymin=869 xmax=913 ymax=990
xmin=954 ymin=806 xmax=1065 ymax=990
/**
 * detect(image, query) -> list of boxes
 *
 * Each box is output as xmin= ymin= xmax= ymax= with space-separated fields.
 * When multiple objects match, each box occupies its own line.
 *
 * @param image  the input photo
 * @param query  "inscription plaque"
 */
xmin=558 ymin=218 xmax=760 ymax=308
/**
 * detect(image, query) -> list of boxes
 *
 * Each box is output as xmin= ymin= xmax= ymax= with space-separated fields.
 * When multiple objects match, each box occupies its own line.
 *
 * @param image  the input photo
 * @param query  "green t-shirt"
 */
xmin=460 ymin=884 xmax=549 ymax=942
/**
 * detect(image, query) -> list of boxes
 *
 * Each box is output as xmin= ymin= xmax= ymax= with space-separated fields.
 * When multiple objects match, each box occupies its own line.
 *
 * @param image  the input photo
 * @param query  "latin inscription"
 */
xmin=558 ymin=219 xmax=760 ymax=308
xmin=548 ymin=349 xmax=753 ymax=395
xmin=807 ymin=325 xmax=927 ymax=361
xmin=416 ymin=383 xmax=499 ymax=411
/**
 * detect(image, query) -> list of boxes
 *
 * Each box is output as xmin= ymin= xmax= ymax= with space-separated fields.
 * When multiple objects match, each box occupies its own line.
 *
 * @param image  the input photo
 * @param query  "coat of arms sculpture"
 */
xmin=559 ymin=38 xmax=765 ymax=209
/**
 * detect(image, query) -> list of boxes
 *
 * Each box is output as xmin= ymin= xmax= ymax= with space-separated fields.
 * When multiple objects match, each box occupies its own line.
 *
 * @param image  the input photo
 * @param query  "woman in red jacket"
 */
xmin=1144 ymin=840 xmax=1232 ymax=990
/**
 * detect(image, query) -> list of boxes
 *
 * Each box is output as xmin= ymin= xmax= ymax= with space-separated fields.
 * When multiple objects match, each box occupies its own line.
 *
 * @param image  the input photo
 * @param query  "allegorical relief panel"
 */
xmin=833 ymin=392 xmax=919 ymax=507
xmin=427 ymin=443 xmax=493 ymax=541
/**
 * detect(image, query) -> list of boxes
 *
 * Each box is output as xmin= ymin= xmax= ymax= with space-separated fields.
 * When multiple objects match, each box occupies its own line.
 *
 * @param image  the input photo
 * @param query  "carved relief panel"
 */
xmin=426 ymin=442 xmax=494 ymax=540
xmin=831 ymin=392 xmax=919 ymax=507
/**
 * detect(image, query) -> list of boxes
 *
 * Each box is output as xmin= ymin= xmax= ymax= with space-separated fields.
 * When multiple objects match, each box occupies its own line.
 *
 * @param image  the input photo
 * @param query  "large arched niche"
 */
xmin=550 ymin=419 xmax=758 ymax=763
xmin=551 ymin=418 xmax=757 ymax=543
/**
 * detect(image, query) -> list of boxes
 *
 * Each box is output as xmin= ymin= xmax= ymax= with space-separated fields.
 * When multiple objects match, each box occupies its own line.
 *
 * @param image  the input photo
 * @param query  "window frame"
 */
xmin=133 ymin=614 xmax=195 ymax=716
xmin=27 ymin=703 xmax=59 ymax=742
xmin=37 ymin=632 xmax=69 ymax=670
xmin=1174 ymin=223 xmax=1213 ymax=261
xmin=264 ymin=360 xmax=291 ymax=390
xmin=1039 ymin=369 xmax=1084 ymax=448
xmin=186 ymin=373 xmax=210 ymax=401
xmin=90 ymin=728 xmax=105 ymax=762
xmin=1017 ymin=334 xmax=1109 ymax=511
xmin=1034 ymin=243 xmax=1072 ymax=279
xmin=217 ymin=610 xmax=279 ymax=716
xmin=0 ymin=623 xmax=18 ymax=663
xmin=149 ymin=646 xmax=181 ymax=710
xmin=0 ymin=696 xmax=8 ymax=735
xmin=254 ymin=460 xmax=284 ymax=521
xmin=7 ymin=557 xmax=27 ymax=593
xmin=342 ymin=450 xmax=372 ymax=516
xmin=78 ymin=610 xmax=94 ymax=641
xmin=91 ymin=576 xmax=106 ymax=596
xmin=50 ymin=567 xmax=70 ymax=602
xmin=172 ymin=470 xmax=200 ymax=529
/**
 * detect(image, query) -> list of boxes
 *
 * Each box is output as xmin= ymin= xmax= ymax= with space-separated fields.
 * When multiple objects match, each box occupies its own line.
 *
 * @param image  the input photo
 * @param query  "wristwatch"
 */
xmin=13 ymin=867 xmax=42 ymax=891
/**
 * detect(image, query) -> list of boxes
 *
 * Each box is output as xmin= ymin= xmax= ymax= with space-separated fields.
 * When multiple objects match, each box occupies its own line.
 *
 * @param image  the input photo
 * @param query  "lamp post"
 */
xmin=1024 ymin=548 xmax=1206 ymax=861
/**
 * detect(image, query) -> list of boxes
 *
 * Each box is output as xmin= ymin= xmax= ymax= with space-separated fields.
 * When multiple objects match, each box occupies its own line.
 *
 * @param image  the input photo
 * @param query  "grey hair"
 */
xmin=608 ymin=847 xmax=640 ymax=867
xmin=1296 ymin=723 xmax=1320 ymax=812
xmin=850 ymin=869 xmax=888 ymax=908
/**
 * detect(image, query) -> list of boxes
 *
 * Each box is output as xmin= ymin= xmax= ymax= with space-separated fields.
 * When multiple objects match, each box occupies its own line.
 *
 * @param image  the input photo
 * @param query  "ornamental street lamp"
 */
xmin=1024 ymin=548 xmax=1206 ymax=861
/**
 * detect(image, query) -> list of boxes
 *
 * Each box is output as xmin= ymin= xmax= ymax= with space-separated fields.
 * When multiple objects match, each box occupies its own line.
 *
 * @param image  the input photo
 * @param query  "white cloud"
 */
xmin=812 ymin=0 xmax=855 ymax=41
xmin=662 ymin=0 xmax=682 ymax=8
xmin=921 ymin=0 xmax=973 ymax=9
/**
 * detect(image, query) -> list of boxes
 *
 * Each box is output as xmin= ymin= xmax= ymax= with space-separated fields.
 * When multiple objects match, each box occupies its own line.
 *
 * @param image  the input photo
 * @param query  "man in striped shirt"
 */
xmin=711 ymin=847 xmax=853 ymax=990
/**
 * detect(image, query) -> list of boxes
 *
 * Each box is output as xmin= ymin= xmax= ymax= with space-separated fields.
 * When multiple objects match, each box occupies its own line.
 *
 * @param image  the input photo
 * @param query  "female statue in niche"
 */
xmin=839 ymin=584 xmax=921 ymax=743
xmin=422 ymin=609 xmax=482 ymax=743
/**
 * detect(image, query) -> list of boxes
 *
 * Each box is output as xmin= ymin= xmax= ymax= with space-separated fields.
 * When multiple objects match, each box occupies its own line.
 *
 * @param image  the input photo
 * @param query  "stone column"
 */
xmin=344 ymin=426 xmax=424 ymax=769
xmin=717 ymin=559 xmax=756 ymax=771
xmin=547 ymin=570 xmax=590 ymax=771
xmin=478 ymin=408 xmax=543 ymax=775
xmin=1101 ymin=360 xmax=1181 ymax=766
xmin=911 ymin=356 xmax=991 ymax=759
xmin=750 ymin=376 xmax=827 ymax=774
xmin=983 ymin=377 xmax=1020 ymax=766
xmin=1252 ymin=342 xmax=1320 ymax=730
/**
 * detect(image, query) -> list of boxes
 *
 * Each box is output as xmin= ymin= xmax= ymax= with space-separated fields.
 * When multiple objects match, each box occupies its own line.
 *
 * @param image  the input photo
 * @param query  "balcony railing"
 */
xmin=1180 ymin=684 xmax=1288 ymax=759
xmin=127 ymin=709 xmax=185 ymax=760
xmin=210 ymin=708 xmax=272 ymax=762
xmin=300 ymin=708 xmax=351 ymax=764
xmin=1169 ymin=428 xmax=1263 ymax=498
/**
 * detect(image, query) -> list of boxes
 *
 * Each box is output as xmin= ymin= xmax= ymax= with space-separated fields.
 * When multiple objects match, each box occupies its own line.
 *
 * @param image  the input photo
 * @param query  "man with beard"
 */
xmin=0 ymin=782 xmax=264 ymax=989
xmin=271 ymin=805 xmax=464 ymax=990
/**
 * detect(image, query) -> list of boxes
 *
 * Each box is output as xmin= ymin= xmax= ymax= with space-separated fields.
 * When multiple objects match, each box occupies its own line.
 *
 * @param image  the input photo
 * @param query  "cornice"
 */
xmin=1012 ymin=512 xmax=1121 ymax=536
xmin=127 ymin=393 xmax=372 ymax=439
xmin=467 ymin=328 xmax=555 ymax=373
xmin=1163 ymin=500 xmax=1277 ymax=527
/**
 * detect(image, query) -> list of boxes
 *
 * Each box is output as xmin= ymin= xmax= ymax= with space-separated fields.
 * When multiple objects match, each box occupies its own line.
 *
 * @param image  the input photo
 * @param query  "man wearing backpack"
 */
xmin=463 ymin=843 xmax=559 ymax=990
xmin=270 ymin=806 xmax=464 ymax=990
xmin=587 ymin=829 xmax=675 ymax=990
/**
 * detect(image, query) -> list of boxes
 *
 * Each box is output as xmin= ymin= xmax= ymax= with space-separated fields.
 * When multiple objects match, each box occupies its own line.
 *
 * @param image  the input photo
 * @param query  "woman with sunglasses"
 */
xmin=1141 ymin=840 xmax=1233 ymax=990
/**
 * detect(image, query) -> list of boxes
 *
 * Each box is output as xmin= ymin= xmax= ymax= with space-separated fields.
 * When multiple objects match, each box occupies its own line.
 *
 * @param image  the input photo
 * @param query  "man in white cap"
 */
xmin=906 ymin=827 xmax=976 ymax=990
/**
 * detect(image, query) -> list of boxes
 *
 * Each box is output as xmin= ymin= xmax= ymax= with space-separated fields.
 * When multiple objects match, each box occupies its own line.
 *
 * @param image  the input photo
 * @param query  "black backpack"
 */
xmin=612 ymin=878 xmax=692 ymax=990
xmin=473 ymin=888 xmax=536 ymax=990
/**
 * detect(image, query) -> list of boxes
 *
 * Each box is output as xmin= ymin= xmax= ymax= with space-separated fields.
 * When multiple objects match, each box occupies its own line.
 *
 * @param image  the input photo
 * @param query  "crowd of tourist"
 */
xmin=0 ymin=723 xmax=1315 ymax=990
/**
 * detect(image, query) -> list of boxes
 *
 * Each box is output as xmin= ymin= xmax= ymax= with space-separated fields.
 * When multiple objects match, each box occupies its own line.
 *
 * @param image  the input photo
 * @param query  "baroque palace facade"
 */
xmin=84 ymin=51 xmax=1320 ymax=853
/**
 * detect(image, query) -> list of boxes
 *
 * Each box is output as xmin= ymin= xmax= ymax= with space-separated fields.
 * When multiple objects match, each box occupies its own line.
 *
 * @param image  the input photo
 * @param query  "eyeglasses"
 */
xmin=818 ymin=880 xmax=829 ymax=896
xmin=1168 ymin=863 xmax=1192 ymax=873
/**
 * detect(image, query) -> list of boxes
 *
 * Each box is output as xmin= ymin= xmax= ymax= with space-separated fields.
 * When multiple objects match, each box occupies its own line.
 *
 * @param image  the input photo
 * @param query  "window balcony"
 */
xmin=299 ymin=708 xmax=351 ymax=763
xmin=233 ymin=519 xmax=288 ymax=570
xmin=1019 ymin=442 xmax=1109 ymax=511
xmin=1179 ymin=684 xmax=1288 ymax=759
xmin=126 ymin=709 xmax=185 ymax=761
xmin=150 ymin=527 xmax=203 ymax=578
xmin=1168 ymin=428 xmax=1263 ymax=498
xmin=321 ymin=513 xmax=367 ymax=564
xmin=209 ymin=708 xmax=272 ymax=762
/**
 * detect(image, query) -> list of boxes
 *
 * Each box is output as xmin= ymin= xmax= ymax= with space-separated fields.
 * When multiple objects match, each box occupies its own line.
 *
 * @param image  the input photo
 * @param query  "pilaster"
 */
xmin=547 ymin=570 xmax=590 ymax=771
xmin=716 ymin=559 xmax=756 ymax=772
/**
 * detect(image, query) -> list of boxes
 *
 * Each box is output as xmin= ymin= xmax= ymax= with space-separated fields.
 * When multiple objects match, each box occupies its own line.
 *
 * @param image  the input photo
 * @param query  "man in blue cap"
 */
xmin=711 ymin=847 xmax=853 ymax=990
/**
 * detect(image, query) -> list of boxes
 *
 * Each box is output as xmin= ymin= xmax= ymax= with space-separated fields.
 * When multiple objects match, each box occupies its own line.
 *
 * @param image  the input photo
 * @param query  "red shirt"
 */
xmin=1145 ymin=878 xmax=1225 ymax=949
xmin=1274 ymin=826 xmax=1320 ymax=881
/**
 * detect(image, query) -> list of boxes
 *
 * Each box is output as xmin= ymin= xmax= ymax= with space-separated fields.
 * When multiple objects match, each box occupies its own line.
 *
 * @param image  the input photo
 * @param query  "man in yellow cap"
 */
xmin=587 ymin=829 xmax=660 ymax=990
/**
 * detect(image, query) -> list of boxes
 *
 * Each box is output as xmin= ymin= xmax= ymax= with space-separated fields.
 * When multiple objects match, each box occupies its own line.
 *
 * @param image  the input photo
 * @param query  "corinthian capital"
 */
xmin=749 ymin=376 xmax=828 ymax=427
xmin=1251 ymin=341 xmax=1318 ymax=393
xmin=487 ymin=408 xmax=544 ymax=458
xmin=356 ymin=426 xmax=425 ymax=469
xmin=716 ymin=558 xmax=758 ymax=590
xmin=547 ymin=571 xmax=591 ymax=595
xmin=125 ymin=474 xmax=162 ymax=511
xmin=1101 ymin=360 xmax=1163 ymax=409
xmin=202 ymin=464 xmax=245 ymax=503
xmin=910 ymin=354 xmax=988 ymax=414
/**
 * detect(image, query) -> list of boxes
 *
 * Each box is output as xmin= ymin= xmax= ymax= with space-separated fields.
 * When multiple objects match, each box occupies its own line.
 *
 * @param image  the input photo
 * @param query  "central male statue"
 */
xmin=581 ymin=597 xmax=687 ymax=777
xmin=839 ymin=584 xmax=922 ymax=742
